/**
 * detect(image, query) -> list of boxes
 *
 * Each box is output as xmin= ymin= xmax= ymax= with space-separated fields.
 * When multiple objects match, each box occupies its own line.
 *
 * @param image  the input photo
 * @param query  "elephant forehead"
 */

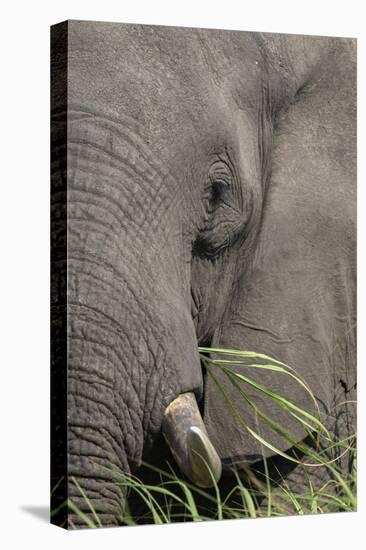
xmin=67 ymin=21 xmax=266 ymax=136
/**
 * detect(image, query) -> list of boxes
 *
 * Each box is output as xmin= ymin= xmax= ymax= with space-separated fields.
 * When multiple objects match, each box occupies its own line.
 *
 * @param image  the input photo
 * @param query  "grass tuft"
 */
xmin=65 ymin=347 xmax=356 ymax=527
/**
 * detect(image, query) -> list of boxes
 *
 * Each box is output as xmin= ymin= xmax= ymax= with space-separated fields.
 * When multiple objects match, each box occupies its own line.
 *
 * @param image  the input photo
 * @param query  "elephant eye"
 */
xmin=192 ymin=159 xmax=246 ymax=259
xmin=209 ymin=161 xmax=234 ymax=206
xmin=211 ymin=177 xmax=232 ymax=203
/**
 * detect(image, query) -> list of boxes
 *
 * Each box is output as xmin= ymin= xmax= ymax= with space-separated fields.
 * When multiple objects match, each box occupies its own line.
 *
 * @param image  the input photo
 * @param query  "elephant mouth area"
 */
xmin=155 ymin=336 xmax=223 ymax=488
xmin=139 ymin=333 xmax=220 ymax=487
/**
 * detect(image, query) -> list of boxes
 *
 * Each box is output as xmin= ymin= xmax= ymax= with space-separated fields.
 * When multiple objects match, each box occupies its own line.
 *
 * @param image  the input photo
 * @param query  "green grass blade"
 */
xmin=200 ymin=349 xmax=323 ymax=421
xmin=233 ymin=470 xmax=257 ymax=518
xmin=67 ymin=499 xmax=96 ymax=528
xmin=218 ymin=366 xmax=328 ymax=437
xmin=71 ymin=477 xmax=102 ymax=528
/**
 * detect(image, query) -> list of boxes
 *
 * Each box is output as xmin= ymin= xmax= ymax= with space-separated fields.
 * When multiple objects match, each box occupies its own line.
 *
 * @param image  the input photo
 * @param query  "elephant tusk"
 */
xmin=162 ymin=392 xmax=222 ymax=488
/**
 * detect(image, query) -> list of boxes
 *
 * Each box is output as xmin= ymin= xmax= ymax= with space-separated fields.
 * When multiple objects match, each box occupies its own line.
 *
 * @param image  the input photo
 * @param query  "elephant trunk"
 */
xmin=67 ymin=319 xmax=133 ymax=528
xmin=63 ymin=111 xmax=211 ymax=526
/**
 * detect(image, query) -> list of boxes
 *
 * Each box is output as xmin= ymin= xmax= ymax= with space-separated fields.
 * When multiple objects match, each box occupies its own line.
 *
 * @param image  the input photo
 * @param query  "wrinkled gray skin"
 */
xmin=59 ymin=21 xmax=356 ymax=526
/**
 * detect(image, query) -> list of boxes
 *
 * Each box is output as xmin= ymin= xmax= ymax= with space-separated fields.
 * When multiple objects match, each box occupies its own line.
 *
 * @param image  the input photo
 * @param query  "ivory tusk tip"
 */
xmin=187 ymin=426 xmax=222 ymax=488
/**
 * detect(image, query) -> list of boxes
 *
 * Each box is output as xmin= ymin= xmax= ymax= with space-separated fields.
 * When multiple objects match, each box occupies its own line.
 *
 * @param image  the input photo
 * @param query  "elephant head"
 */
xmin=51 ymin=21 xmax=356 ymax=527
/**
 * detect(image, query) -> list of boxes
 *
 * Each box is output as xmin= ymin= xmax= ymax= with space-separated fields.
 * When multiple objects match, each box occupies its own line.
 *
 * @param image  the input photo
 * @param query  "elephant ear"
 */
xmin=203 ymin=42 xmax=356 ymax=467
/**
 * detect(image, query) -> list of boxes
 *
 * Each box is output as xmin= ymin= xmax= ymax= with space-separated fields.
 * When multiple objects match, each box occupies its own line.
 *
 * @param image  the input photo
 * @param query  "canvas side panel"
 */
xmin=50 ymin=20 xmax=68 ymax=529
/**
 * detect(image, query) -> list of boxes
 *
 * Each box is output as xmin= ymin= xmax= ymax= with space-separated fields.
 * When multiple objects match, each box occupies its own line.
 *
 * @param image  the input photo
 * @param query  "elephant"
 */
xmin=50 ymin=20 xmax=356 ymax=528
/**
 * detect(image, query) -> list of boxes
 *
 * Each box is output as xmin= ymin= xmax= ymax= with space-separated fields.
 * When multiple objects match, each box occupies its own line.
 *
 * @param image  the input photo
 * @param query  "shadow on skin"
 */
xmin=20 ymin=505 xmax=49 ymax=523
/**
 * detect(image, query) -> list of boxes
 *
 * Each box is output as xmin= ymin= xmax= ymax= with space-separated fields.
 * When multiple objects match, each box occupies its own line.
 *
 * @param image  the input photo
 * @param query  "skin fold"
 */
xmin=51 ymin=21 xmax=356 ymax=527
